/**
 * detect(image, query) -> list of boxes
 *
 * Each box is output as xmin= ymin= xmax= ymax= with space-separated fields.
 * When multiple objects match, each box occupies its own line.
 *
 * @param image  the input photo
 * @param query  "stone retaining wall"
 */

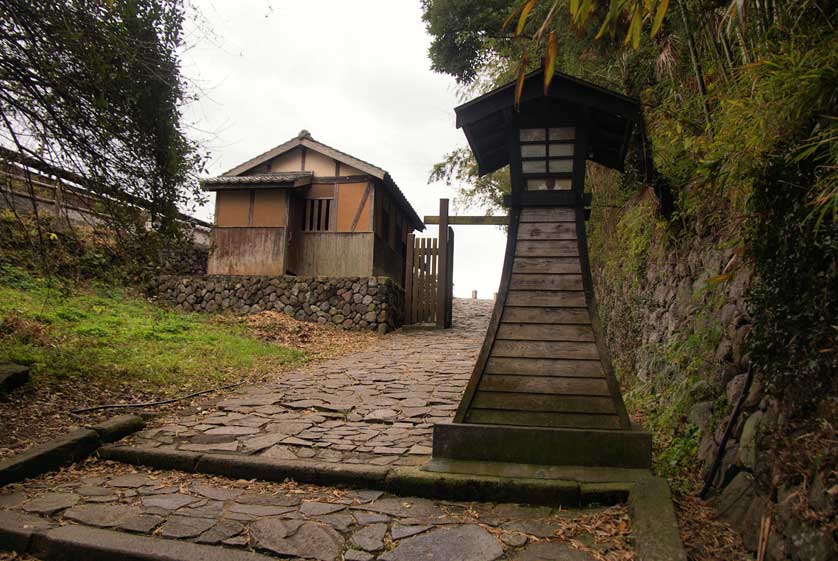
xmin=155 ymin=275 xmax=403 ymax=333
xmin=594 ymin=232 xmax=837 ymax=560
xmin=158 ymin=244 xmax=208 ymax=276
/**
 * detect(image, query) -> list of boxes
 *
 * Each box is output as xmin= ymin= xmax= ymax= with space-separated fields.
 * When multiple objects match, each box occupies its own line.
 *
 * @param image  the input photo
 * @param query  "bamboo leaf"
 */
xmin=575 ymin=0 xmax=595 ymax=27
xmin=514 ymin=55 xmax=528 ymax=109
xmin=535 ymin=0 xmax=560 ymax=41
xmin=516 ymin=0 xmax=538 ymax=36
xmin=570 ymin=0 xmax=579 ymax=17
xmin=502 ymin=2 xmax=524 ymax=32
xmin=622 ymin=8 xmax=636 ymax=46
xmin=544 ymin=31 xmax=558 ymax=95
xmin=630 ymin=4 xmax=643 ymax=49
xmin=652 ymin=0 xmax=669 ymax=36
xmin=595 ymin=8 xmax=614 ymax=40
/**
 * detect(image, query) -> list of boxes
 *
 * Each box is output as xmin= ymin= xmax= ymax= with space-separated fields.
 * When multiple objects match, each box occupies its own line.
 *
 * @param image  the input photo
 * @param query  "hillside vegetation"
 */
xmin=423 ymin=1 xmax=837 ymax=557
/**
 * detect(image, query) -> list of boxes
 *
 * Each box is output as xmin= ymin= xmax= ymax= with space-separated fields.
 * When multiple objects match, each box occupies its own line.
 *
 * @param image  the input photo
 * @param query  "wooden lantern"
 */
xmin=431 ymin=69 xmax=653 ymax=469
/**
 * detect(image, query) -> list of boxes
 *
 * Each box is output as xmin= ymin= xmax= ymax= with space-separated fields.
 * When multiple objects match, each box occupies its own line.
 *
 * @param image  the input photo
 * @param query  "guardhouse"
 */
xmin=202 ymin=131 xmax=424 ymax=283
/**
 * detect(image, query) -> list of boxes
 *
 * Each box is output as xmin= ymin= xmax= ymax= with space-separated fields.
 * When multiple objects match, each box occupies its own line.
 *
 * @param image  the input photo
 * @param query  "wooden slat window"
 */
xmin=302 ymin=198 xmax=332 ymax=231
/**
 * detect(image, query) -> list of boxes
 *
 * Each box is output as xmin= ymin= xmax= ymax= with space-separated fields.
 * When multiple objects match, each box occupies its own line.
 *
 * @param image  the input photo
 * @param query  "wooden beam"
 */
xmin=404 ymin=233 xmax=415 ymax=325
xmin=350 ymin=183 xmax=372 ymax=232
xmin=436 ymin=199 xmax=449 ymax=329
xmin=424 ymin=215 xmax=508 ymax=225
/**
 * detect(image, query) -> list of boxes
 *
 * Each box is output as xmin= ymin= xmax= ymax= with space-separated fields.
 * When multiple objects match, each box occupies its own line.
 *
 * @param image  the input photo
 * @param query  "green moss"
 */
xmin=0 ymin=268 xmax=307 ymax=394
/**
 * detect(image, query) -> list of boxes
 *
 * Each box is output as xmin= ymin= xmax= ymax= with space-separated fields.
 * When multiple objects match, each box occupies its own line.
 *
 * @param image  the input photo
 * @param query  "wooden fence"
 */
xmin=404 ymin=228 xmax=454 ymax=326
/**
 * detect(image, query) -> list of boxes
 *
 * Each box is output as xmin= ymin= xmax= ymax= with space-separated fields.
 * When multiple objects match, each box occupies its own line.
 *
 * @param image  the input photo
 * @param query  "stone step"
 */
xmin=0 ymin=460 xmax=623 ymax=561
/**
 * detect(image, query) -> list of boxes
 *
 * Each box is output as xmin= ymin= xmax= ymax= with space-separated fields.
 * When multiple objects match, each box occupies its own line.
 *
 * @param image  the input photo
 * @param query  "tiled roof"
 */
xmin=208 ymin=131 xmax=424 ymax=230
xmin=200 ymin=172 xmax=312 ymax=191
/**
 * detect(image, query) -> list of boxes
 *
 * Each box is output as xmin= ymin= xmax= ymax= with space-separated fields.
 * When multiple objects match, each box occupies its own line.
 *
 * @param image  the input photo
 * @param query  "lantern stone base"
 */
xmin=431 ymin=422 xmax=652 ymax=469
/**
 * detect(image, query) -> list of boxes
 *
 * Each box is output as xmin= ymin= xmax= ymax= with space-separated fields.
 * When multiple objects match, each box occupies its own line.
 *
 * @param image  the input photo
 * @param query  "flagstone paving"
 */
xmin=116 ymin=299 xmax=496 ymax=467
xmin=0 ymin=461 xmax=633 ymax=560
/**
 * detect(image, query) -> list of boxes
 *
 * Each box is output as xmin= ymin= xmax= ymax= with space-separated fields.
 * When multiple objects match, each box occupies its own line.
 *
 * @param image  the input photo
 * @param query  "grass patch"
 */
xmin=0 ymin=267 xmax=307 ymax=394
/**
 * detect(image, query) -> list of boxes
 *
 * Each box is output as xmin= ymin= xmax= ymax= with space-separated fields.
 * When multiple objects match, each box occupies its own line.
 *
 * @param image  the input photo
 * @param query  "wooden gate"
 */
xmin=404 ymin=228 xmax=453 ymax=327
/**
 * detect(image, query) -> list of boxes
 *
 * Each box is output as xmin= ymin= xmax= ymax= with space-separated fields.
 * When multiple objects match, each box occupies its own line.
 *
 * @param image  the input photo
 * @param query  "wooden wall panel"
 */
xmin=470 ymin=392 xmax=617 ymax=414
xmin=298 ymin=232 xmax=374 ymax=277
xmin=505 ymin=290 xmax=587 ymax=307
xmin=338 ymin=162 xmax=364 ymax=176
xmin=215 ymin=191 xmax=251 ymax=227
xmin=251 ymin=190 xmax=288 ymax=227
xmin=208 ymin=227 xmax=285 ymax=275
xmin=465 ymin=409 xmax=622 ymax=430
xmin=265 ymin=148 xmax=303 ymax=173
xmin=484 ymin=357 xmax=604 ymax=377
xmin=336 ymin=182 xmax=371 ymax=232
xmin=453 ymin=204 xmax=632 ymax=432
xmin=304 ymin=150 xmax=336 ymax=176
xmin=306 ymin=184 xmax=335 ymax=198
xmin=517 ymin=222 xmax=576 ymax=240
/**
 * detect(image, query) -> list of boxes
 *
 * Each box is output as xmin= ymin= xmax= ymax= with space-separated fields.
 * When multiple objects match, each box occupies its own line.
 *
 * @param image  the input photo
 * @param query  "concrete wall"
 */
xmin=155 ymin=275 xmax=403 ymax=332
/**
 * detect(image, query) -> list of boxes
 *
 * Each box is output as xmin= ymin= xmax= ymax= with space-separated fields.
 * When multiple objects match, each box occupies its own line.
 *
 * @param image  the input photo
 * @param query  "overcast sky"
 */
xmin=182 ymin=0 xmax=505 ymax=299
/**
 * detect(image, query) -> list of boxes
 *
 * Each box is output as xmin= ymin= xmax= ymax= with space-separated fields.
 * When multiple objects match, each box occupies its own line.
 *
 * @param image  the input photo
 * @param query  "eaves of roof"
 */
xmin=200 ymin=172 xmax=313 ymax=191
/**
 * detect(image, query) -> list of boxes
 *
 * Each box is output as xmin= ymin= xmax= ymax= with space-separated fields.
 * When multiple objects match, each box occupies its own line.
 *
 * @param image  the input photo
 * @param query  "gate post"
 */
xmin=405 ymin=233 xmax=415 ymax=325
xmin=446 ymin=226 xmax=454 ymax=327
xmin=436 ymin=199 xmax=449 ymax=328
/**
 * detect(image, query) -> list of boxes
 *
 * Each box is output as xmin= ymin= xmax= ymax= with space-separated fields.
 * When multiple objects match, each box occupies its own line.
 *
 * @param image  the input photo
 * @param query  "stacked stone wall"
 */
xmin=158 ymin=245 xmax=208 ymax=276
xmin=594 ymin=234 xmax=836 ymax=560
xmin=155 ymin=275 xmax=403 ymax=333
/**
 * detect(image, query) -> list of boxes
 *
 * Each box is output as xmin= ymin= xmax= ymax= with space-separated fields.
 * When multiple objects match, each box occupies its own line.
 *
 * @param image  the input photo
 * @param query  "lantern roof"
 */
xmin=455 ymin=69 xmax=641 ymax=176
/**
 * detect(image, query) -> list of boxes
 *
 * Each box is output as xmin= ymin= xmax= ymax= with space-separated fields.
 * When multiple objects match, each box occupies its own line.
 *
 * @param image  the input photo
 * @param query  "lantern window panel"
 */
xmin=519 ymin=128 xmax=546 ymax=141
xmin=549 ymin=127 xmax=576 ymax=140
xmin=549 ymin=144 xmax=574 ymax=157
xmin=526 ymin=178 xmax=572 ymax=191
xmin=522 ymin=160 xmax=547 ymax=174
xmin=548 ymin=159 xmax=574 ymax=173
xmin=519 ymin=126 xmax=577 ymax=177
xmin=520 ymin=144 xmax=547 ymax=158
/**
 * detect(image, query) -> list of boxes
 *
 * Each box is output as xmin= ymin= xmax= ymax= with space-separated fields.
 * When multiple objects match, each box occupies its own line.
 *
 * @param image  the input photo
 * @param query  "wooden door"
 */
xmin=405 ymin=235 xmax=438 ymax=324
xmin=404 ymin=232 xmax=454 ymax=327
xmin=285 ymin=195 xmax=304 ymax=274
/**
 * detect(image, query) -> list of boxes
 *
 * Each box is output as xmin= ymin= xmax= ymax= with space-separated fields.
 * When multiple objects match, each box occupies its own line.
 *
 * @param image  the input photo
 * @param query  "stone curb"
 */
xmin=0 ymin=511 xmax=272 ymax=561
xmin=384 ymin=466 xmax=584 ymax=505
xmin=629 ymin=477 xmax=688 ymax=561
xmin=0 ymin=510 xmax=53 ymax=552
xmin=196 ymin=453 xmax=390 ymax=487
xmin=99 ymin=445 xmax=391 ymax=488
xmin=99 ymin=446 xmax=686 ymax=561
xmin=0 ymin=415 xmax=145 ymax=486
xmin=100 ymin=446 xmax=628 ymax=507
xmin=90 ymin=414 xmax=146 ymax=444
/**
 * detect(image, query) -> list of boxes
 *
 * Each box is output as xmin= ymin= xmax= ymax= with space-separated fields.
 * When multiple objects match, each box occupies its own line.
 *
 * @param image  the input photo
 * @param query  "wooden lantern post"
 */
xmin=431 ymin=69 xmax=653 ymax=469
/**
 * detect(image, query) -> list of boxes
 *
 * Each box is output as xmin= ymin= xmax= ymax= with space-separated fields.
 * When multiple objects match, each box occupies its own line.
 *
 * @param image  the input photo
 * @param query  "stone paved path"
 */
xmin=119 ymin=299 xmax=495 ymax=467
xmin=0 ymin=300 xmax=637 ymax=560
xmin=0 ymin=461 xmax=629 ymax=560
